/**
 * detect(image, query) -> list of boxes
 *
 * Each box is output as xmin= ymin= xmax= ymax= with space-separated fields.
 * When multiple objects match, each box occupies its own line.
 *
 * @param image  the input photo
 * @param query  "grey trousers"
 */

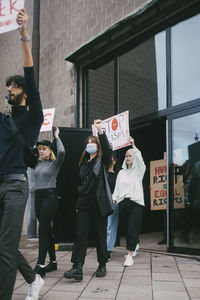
xmin=0 ymin=178 xmax=35 ymax=300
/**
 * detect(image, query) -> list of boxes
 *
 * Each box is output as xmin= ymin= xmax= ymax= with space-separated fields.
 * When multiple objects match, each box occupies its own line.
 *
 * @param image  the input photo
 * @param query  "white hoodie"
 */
xmin=112 ymin=147 xmax=146 ymax=206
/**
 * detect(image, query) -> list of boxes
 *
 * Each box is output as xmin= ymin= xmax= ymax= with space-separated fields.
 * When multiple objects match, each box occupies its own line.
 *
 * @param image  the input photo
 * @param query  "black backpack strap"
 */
xmin=8 ymin=116 xmax=26 ymax=146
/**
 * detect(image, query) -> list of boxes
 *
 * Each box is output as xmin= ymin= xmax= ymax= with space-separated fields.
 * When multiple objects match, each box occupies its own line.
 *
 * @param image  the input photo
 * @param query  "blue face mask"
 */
xmin=85 ymin=143 xmax=97 ymax=154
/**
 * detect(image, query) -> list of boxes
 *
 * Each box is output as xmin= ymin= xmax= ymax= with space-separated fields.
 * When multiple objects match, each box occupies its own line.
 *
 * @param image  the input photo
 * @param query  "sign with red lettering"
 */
xmin=92 ymin=111 xmax=130 ymax=150
xmin=40 ymin=108 xmax=55 ymax=132
xmin=0 ymin=0 xmax=25 ymax=34
xmin=150 ymin=159 xmax=185 ymax=210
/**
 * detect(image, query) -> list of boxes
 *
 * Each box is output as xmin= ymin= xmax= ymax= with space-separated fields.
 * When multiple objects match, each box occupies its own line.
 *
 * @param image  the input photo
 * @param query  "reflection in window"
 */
xmin=171 ymin=14 xmax=200 ymax=105
xmin=87 ymin=61 xmax=114 ymax=127
xmin=119 ymin=31 xmax=166 ymax=119
xmin=172 ymin=112 xmax=200 ymax=249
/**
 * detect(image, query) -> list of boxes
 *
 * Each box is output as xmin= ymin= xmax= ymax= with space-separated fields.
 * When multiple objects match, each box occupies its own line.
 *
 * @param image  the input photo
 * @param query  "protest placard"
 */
xmin=0 ymin=0 xmax=25 ymax=34
xmin=150 ymin=159 xmax=185 ymax=210
xmin=40 ymin=108 xmax=55 ymax=132
xmin=92 ymin=111 xmax=130 ymax=150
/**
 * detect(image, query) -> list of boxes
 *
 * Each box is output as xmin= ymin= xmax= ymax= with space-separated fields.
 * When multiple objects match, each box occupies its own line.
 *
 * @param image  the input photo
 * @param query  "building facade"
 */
xmin=0 ymin=0 xmax=200 ymax=255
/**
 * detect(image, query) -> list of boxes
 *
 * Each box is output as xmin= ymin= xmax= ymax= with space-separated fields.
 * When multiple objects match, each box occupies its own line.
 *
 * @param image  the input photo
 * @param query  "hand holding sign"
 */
xmin=54 ymin=126 xmax=59 ymax=139
xmin=16 ymin=8 xmax=28 ymax=36
xmin=129 ymin=136 xmax=135 ymax=148
xmin=93 ymin=119 xmax=103 ymax=134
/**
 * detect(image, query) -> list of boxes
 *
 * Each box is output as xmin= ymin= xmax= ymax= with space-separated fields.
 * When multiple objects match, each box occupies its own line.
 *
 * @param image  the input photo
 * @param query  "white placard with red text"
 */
xmin=92 ymin=111 xmax=130 ymax=150
xmin=0 ymin=0 xmax=25 ymax=34
xmin=40 ymin=108 xmax=55 ymax=132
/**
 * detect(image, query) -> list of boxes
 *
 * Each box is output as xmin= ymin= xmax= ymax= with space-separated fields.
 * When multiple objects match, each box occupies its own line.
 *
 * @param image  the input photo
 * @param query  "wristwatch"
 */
xmin=19 ymin=34 xmax=30 ymax=42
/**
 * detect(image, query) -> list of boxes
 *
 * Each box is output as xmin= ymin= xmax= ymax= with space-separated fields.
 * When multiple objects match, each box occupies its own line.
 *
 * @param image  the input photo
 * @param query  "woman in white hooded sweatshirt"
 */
xmin=112 ymin=137 xmax=146 ymax=267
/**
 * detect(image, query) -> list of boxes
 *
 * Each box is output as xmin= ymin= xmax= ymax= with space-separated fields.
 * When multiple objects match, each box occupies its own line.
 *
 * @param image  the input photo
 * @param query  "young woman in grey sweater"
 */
xmin=32 ymin=126 xmax=65 ymax=277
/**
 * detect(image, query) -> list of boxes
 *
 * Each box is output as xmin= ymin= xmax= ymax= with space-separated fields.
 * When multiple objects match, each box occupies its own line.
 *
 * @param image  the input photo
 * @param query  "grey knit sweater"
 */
xmin=32 ymin=137 xmax=65 ymax=190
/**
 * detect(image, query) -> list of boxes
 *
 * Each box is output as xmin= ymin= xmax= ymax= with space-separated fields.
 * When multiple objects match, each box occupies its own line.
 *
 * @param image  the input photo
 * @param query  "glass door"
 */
xmin=168 ymin=110 xmax=200 ymax=254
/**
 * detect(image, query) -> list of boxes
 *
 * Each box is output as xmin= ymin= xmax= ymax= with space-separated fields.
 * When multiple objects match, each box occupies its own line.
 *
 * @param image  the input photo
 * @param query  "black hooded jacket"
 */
xmin=76 ymin=132 xmax=114 ymax=217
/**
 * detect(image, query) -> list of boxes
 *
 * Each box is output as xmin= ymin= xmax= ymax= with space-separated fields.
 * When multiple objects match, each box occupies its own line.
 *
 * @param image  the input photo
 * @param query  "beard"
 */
xmin=7 ymin=92 xmax=24 ymax=106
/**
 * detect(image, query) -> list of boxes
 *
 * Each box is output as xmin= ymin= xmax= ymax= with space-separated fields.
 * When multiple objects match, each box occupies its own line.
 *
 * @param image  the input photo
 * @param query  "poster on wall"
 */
xmin=92 ymin=111 xmax=130 ymax=150
xmin=150 ymin=159 xmax=185 ymax=210
xmin=0 ymin=0 xmax=25 ymax=34
xmin=40 ymin=108 xmax=55 ymax=132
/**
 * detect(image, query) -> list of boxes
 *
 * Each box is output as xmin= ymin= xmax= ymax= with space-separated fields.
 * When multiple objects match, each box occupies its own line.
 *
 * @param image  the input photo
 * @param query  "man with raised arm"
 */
xmin=0 ymin=9 xmax=44 ymax=300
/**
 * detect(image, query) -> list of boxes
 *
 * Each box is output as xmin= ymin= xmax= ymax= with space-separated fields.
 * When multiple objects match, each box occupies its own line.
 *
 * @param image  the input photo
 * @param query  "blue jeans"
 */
xmin=107 ymin=201 xmax=119 ymax=251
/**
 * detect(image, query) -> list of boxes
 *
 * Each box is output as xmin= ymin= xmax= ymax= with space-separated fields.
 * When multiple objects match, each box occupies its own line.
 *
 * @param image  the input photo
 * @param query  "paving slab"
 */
xmin=152 ymin=272 xmax=182 ymax=281
xmin=187 ymin=287 xmax=200 ymax=298
xmin=153 ymin=291 xmax=190 ymax=300
xmin=81 ymin=279 xmax=119 ymax=299
xmin=152 ymin=281 xmax=185 ymax=292
xmin=117 ymin=284 xmax=152 ymax=297
xmin=12 ymin=236 xmax=200 ymax=300
xmin=42 ymin=291 xmax=81 ymax=300
xmin=181 ymin=271 xmax=200 ymax=279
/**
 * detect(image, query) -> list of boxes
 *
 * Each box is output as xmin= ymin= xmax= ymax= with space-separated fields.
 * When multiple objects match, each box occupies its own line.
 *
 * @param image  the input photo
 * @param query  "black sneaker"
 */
xmin=158 ymin=239 xmax=167 ymax=245
xmin=107 ymin=251 xmax=111 ymax=261
xmin=64 ymin=263 xmax=83 ymax=281
xmin=44 ymin=261 xmax=57 ymax=273
xmin=34 ymin=264 xmax=46 ymax=278
xmin=95 ymin=265 xmax=107 ymax=278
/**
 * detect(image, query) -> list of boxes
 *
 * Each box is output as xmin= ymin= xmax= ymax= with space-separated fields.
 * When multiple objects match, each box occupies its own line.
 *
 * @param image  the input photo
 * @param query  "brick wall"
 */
xmin=0 ymin=0 xmax=150 ymax=128
xmin=88 ymin=61 xmax=114 ymax=126
xmin=87 ymin=36 xmax=158 ymax=124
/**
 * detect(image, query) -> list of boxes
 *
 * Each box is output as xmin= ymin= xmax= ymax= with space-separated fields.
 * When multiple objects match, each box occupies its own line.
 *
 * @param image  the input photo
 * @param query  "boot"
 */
xmin=95 ymin=264 xmax=107 ymax=277
xmin=34 ymin=264 xmax=46 ymax=278
xmin=63 ymin=263 xmax=83 ymax=281
xmin=44 ymin=261 xmax=57 ymax=273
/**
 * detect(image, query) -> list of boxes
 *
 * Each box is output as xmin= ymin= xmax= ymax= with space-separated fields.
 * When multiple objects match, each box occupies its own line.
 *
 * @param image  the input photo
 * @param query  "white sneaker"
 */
xmin=25 ymin=274 xmax=44 ymax=300
xmin=124 ymin=244 xmax=140 ymax=258
xmin=123 ymin=254 xmax=134 ymax=267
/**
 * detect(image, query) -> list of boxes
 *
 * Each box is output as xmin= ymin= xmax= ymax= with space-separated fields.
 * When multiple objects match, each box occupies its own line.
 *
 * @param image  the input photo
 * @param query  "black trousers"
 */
xmin=119 ymin=198 xmax=143 ymax=251
xmin=72 ymin=199 xmax=108 ymax=265
xmin=0 ymin=177 xmax=35 ymax=300
xmin=35 ymin=188 xmax=58 ymax=265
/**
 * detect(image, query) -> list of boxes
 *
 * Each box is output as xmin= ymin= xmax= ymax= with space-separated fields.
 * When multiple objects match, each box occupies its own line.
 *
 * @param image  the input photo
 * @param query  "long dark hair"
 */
xmin=109 ymin=152 xmax=120 ymax=174
xmin=79 ymin=135 xmax=102 ymax=166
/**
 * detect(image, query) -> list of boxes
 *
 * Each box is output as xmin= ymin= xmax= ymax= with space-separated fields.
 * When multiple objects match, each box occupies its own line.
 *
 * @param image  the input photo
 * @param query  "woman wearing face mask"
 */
xmin=64 ymin=119 xmax=113 ymax=281
xmin=113 ymin=137 xmax=146 ymax=267
xmin=32 ymin=126 xmax=65 ymax=277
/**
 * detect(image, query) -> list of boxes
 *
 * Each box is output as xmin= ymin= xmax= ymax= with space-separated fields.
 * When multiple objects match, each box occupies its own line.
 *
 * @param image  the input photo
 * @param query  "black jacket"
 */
xmin=0 ymin=67 xmax=43 ymax=174
xmin=77 ymin=132 xmax=114 ymax=216
xmin=93 ymin=133 xmax=114 ymax=217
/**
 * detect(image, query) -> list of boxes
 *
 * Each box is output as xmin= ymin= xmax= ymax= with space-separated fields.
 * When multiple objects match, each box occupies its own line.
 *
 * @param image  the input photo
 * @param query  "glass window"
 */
xmin=172 ymin=112 xmax=200 ymax=249
xmin=119 ymin=31 xmax=166 ymax=119
xmin=87 ymin=61 xmax=114 ymax=127
xmin=171 ymin=14 xmax=200 ymax=105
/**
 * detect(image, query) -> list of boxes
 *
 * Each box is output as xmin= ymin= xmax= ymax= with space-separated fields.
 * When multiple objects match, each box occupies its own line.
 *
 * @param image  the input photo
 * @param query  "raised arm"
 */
xmin=129 ymin=137 xmax=146 ymax=179
xmin=17 ymin=9 xmax=43 ymax=126
xmin=93 ymin=119 xmax=112 ymax=165
xmin=16 ymin=9 xmax=33 ymax=67
xmin=54 ymin=126 xmax=65 ymax=167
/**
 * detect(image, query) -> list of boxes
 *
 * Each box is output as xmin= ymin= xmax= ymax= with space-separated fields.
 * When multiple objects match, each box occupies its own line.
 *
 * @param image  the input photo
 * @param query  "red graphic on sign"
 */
xmin=112 ymin=118 xmax=118 ymax=131
xmin=43 ymin=113 xmax=51 ymax=125
xmin=0 ymin=0 xmax=6 ymax=16
xmin=10 ymin=0 xmax=18 ymax=14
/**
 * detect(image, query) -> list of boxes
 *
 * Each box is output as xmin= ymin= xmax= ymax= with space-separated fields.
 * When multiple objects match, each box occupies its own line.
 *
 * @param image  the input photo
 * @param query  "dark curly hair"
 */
xmin=6 ymin=75 xmax=25 ymax=90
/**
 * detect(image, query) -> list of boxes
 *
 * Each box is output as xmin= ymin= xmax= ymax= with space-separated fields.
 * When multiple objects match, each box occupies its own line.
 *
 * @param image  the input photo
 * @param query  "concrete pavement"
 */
xmin=13 ymin=237 xmax=200 ymax=300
